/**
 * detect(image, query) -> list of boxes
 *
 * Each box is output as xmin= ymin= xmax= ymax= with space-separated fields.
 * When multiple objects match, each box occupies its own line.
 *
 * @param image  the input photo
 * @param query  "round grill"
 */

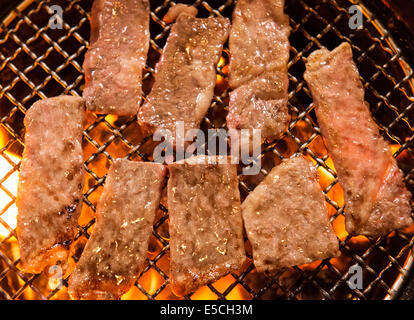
xmin=0 ymin=0 xmax=413 ymax=300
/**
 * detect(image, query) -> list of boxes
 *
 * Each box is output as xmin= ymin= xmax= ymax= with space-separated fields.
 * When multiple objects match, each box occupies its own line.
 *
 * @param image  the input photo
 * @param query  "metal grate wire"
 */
xmin=0 ymin=0 xmax=413 ymax=300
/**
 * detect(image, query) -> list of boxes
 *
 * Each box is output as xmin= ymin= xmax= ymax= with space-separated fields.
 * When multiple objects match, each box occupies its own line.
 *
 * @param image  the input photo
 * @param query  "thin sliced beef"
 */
xmin=17 ymin=96 xmax=85 ymax=274
xmin=163 ymin=4 xmax=198 ymax=24
xmin=227 ymin=0 xmax=290 ymax=142
xmin=168 ymin=156 xmax=245 ymax=296
xmin=241 ymin=155 xmax=339 ymax=271
xmin=83 ymin=0 xmax=150 ymax=115
xmin=69 ymin=159 xmax=166 ymax=300
xmin=304 ymin=43 xmax=413 ymax=238
xmin=138 ymin=12 xmax=230 ymax=147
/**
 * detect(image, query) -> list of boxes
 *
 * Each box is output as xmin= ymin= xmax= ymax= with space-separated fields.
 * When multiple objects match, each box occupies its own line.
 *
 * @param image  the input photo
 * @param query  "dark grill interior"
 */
xmin=0 ymin=0 xmax=413 ymax=300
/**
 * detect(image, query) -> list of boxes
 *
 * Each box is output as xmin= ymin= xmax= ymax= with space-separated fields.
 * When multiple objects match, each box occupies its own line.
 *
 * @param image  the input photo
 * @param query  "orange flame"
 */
xmin=0 ymin=127 xmax=20 ymax=238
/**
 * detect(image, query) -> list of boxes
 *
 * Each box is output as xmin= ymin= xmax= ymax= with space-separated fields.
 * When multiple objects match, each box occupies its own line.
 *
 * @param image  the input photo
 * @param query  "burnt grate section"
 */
xmin=0 ymin=0 xmax=413 ymax=300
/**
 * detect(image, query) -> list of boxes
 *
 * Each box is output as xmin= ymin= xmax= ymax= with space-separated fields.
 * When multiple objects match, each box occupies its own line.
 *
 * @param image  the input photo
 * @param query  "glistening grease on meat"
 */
xmin=241 ymin=155 xmax=339 ymax=271
xmin=227 ymin=0 xmax=291 ymax=142
xmin=17 ymin=96 xmax=85 ymax=274
xmin=138 ymin=9 xmax=230 ymax=148
xmin=168 ymin=156 xmax=246 ymax=296
xmin=83 ymin=0 xmax=150 ymax=115
xmin=69 ymin=160 xmax=166 ymax=300
xmin=304 ymin=43 xmax=413 ymax=238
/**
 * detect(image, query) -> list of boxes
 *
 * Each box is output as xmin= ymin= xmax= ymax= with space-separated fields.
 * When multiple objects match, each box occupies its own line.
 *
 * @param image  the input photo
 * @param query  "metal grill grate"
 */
xmin=0 ymin=0 xmax=413 ymax=300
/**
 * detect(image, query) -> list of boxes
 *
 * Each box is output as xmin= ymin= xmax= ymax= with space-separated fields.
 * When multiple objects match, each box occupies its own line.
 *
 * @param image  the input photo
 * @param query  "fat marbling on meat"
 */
xmin=168 ymin=156 xmax=246 ymax=296
xmin=227 ymin=0 xmax=291 ymax=142
xmin=138 ymin=11 xmax=230 ymax=147
xmin=83 ymin=0 xmax=150 ymax=115
xmin=69 ymin=159 xmax=166 ymax=300
xmin=17 ymin=96 xmax=85 ymax=274
xmin=241 ymin=155 xmax=339 ymax=271
xmin=304 ymin=43 xmax=413 ymax=238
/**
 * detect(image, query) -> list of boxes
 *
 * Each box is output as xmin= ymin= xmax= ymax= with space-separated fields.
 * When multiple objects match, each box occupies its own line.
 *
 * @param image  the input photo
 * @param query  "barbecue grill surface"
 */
xmin=0 ymin=0 xmax=413 ymax=300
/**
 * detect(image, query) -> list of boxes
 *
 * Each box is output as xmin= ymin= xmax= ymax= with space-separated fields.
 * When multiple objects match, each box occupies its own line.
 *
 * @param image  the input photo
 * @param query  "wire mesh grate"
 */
xmin=0 ymin=0 xmax=413 ymax=300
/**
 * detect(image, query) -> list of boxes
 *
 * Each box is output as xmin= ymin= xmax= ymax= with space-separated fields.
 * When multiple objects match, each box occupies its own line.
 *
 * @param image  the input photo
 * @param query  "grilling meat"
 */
xmin=69 ymin=159 xmax=166 ymax=300
xmin=163 ymin=4 xmax=198 ymax=24
xmin=137 ymin=11 xmax=230 ymax=148
xmin=17 ymin=96 xmax=85 ymax=274
xmin=83 ymin=0 xmax=150 ymax=115
xmin=242 ymin=155 xmax=339 ymax=271
xmin=168 ymin=156 xmax=246 ymax=296
xmin=227 ymin=0 xmax=290 ymax=142
xmin=304 ymin=43 xmax=413 ymax=238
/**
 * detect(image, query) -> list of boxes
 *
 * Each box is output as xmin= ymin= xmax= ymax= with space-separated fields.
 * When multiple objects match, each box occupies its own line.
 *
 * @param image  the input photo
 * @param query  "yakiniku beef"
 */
xmin=163 ymin=3 xmax=198 ymax=23
xmin=83 ymin=0 xmax=150 ymax=115
xmin=168 ymin=156 xmax=246 ymax=296
xmin=69 ymin=159 xmax=166 ymax=300
xmin=137 ymin=11 xmax=230 ymax=148
xmin=17 ymin=96 xmax=85 ymax=274
xmin=227 ymin=0 xmax=290 ymax=142
xmin=304 ymin=43 xmax=413 ymax=238
xmin=241 ymin=155 xmax=340 ymax=271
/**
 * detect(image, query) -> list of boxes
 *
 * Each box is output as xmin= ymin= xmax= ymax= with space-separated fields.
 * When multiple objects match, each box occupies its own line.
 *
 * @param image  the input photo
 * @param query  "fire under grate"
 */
xmin=0 ymin=0 xmax=413 ymax=300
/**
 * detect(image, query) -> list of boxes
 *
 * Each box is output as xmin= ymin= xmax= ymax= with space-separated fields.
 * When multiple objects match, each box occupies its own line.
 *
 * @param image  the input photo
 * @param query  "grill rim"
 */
xmin=0 ymin=0 xmax=413 ymax=300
